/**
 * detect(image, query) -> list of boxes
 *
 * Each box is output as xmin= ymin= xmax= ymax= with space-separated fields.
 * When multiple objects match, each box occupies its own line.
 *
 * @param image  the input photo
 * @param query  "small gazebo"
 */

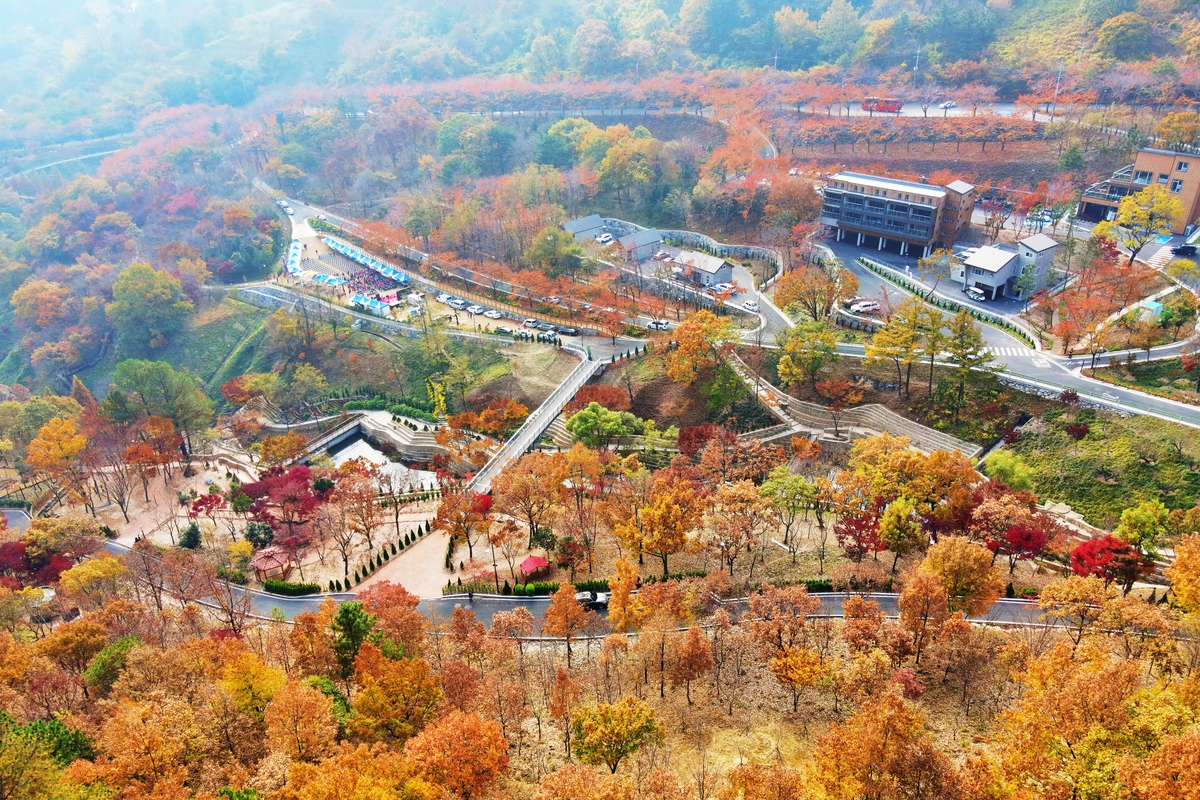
xmin=250 ymin=547 xmax=293 ymax=582
xmin=519 ymin=555 xmax=550 ymax=581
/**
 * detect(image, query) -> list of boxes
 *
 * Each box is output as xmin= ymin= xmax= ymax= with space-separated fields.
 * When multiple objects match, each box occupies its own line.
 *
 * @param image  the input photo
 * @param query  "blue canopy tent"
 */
xmin=350 ymin=294 xmax=391 ymax=315
xmin=311 ymin=274 xmax=347 ymax=287
xmin=322 ymin=237 xmax=410 ymax=286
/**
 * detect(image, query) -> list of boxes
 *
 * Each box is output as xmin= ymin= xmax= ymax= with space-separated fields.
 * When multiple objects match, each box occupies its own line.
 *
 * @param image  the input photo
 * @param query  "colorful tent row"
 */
xmin=322 ymin=237 xmax=410 ymax=285
xmin=350 ymin=294 xmax=392 ymax=315
xmin=286 ymin=239 xmax=346 ymax=286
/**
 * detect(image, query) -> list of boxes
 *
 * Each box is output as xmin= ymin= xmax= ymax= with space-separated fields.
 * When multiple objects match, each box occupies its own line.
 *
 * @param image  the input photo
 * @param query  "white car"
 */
xmin=850 ymin=300 xmax=881 ymax=314
xmin=483 ymin=309 xmax=502 ymax=320
xmin=710 ymin=282 xmax=734 ymax=293
xmin=596 ymin=233 xmax=614 ymax=245
xmin=522 ymin=318 xmax=539 ymax=328
xmin=655 ymin=250 xmax=672 ymax=260
xmin=466 ymin=304 xmax=485 ymax=314
xmin=743 ymin=300 xmax=760 ymax=312
xmin=788 ymin=168 xmax=799 ymax=177
xmin=447 ymin=298 xmax=467 ymax=310
xmin=647 ymin=320 xmax=670 ymax=331
xmin=435 ymin=293 xmax=451 ymax=304
xmin=940 ymin=100 xmax=957 ymax=109
xmin=285 ymin=208 xmax=294 ymax=216
xmin=316 ymin=213 xmax=327 ymax=221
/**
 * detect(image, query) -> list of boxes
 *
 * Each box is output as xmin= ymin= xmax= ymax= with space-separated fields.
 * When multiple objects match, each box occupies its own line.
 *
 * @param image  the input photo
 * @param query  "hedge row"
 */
xmin=263 ymin=579 xmax=321 ymax=596
xmin=857 ymin=257 xmax=1038 ymax=349
xmin=343 ymin=398 xmax=438 ymax=422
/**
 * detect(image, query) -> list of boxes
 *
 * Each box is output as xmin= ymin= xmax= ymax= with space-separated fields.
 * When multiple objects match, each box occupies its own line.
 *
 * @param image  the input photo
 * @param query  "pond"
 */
xmin=329 ymin=435 xmax=437 ymax=491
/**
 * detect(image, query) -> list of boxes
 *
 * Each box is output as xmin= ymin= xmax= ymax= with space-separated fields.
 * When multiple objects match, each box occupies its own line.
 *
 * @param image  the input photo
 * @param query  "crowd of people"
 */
xmin=344 ymin=266 xmax=403 ymax=295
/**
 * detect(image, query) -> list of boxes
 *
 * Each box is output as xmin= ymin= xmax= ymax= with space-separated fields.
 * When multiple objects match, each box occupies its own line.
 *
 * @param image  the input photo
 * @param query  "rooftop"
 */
xmin=829 ymin=171 xmax=947 ymax=199
xmin=1019 ymin=233 xmax=1060 ymax=252
xmin=946 ymin=180 xmax=975 ymax=194
xmin=563 ymin=214 xmax=603 ymax=234
xmin=618 ymin=229 xmax=662 ymax=248
xmin=673 ymin=249 xmax=729 ymax=274
xmin=964 ymin=246 xmax=1019 ymax=273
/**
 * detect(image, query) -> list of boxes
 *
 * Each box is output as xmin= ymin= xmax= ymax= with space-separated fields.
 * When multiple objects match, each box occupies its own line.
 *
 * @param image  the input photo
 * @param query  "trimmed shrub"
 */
xmin=264 ymin=579 xmax=321 ymax=596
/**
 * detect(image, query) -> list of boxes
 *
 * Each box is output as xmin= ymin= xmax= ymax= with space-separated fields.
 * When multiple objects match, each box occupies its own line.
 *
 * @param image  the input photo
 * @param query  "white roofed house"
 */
xmin=563 ymin=214 xmax=605 ymax=242
xmin=673 ymin=249 xmax=734 ymax=287
xmin=618 ymin=229 xmax=663 ymax=263
xmin=952 ymin=233 xmax=1060 ymax=301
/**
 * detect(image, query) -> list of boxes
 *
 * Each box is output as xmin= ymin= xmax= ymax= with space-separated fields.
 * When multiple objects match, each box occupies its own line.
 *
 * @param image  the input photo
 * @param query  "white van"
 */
xmin=966 ymin=286 xmax=986 ymax=302
xmin=406 ymin=292 xmax=424 ymax=307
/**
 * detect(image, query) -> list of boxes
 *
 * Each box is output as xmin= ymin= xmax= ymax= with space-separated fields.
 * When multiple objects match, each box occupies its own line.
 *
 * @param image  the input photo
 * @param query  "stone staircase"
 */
xmin=726 ymin=353 xmax=982 ymax=458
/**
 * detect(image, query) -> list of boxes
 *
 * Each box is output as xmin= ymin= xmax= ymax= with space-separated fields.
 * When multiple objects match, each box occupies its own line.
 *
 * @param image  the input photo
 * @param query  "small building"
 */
xmin=563 ymin=214 xmax=605 ymax=242
xmin=618 ymin=228 xmax=663 ymax=263
xmin=953 ymin=233 xmax=1060 ymax=300
xmin=250 ymin=547 xmax=293 ymax=582
xmin=672 ymin=249 xmax=734 ymax=288
xmin=519 ymin=555 xmax=550 ymax=581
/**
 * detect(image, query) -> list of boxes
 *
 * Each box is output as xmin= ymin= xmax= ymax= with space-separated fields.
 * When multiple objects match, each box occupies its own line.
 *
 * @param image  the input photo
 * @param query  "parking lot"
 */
xmin=430 ymin=292 xmax=582 ymax=340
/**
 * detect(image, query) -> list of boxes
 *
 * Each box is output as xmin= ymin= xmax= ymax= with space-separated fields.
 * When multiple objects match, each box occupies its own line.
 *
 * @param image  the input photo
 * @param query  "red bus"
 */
xmin=862 ymin=97 xmax=904 ymax=113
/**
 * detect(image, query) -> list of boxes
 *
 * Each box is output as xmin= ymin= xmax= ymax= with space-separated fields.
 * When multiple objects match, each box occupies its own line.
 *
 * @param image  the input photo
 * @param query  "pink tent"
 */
xmin=519 ymin=555 xmax=550 ymax=576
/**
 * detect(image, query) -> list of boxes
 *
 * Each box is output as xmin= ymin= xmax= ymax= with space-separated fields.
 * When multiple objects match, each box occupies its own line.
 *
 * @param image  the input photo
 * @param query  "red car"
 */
xmin=862 ymin=97 xmax=903 ymax=113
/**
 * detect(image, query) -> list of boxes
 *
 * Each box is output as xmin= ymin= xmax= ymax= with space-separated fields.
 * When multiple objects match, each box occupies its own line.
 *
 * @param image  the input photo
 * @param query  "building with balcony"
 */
xmin=1080 ymin=148 xmax=1200 ymax=235
xmin=819 ymin=172 xmax=976 ymax=258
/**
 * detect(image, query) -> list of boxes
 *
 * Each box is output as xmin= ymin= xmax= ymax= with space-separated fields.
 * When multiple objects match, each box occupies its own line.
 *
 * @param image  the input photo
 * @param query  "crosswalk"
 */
xmin=985 ymin=347 xmax=1034 ymax=357
xmin=1146 ymin=247 xmax=1174 ymax=271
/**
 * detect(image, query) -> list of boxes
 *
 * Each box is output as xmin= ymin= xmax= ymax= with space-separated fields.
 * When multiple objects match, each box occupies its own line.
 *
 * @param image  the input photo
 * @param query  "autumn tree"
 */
xmin=572 ymin=697 xmax=665 ymax=774
xmin=704 ymin=480 xmax=771 ymax=578
xmin=917 ymin=537 xmax=1003 ymax=616
xmin=1095 ymin=184 xmax=1183 ymax=266
xmin=664 ymin=310 xmax=736 ymax=384
xmin=264 ymin=678 xmax=338 ymax=763
xmin=105 ymin=262 xmax=194 ymax=354
xmin=769 ymin=646 xmax=825 ymax=712
xmin=777 ymin=320 xmax=839 ymax=390
xmin=350 ymin=644 xmax=442 ymax=744
xmin=492 ymin=451 xmax=566 ymax=548
xmin=542 ymin=583 xmax=591 ymax=667
xmin=943 ymin=309 xmax=996 ymax=409
xmin=669 ymin=624 xmax=713 ymax=704
xmin=897 ymin=569 xmax=949 ymax=664
xmin=1167 ymin=533 xmax=1200 ymax=613
xmin=405 ymin=710 xmax=508 ymax=800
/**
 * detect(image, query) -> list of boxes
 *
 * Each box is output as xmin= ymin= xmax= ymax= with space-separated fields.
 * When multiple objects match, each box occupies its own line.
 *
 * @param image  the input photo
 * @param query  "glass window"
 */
xmin=1158 ymin=174 xmax=1169 ymax=183
xmin=1179 ymin=162 xmax=1189 ymax=172
xmin=1134 ymin=170 xmax=1153 ymax=184
xmin=1171 ymin=179 xmax=1184 ymax=194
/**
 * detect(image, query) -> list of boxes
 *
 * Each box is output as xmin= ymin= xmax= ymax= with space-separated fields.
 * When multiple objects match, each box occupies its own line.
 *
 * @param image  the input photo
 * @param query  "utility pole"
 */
xmin=773 ymin=51 xmax=779 ymax=70
xmin=914 ymin=45 xmax=921 ymax=86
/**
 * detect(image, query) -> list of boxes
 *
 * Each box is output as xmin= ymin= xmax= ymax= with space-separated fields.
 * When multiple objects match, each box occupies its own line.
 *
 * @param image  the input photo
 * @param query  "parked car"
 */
xmin=1172 ymin=244 xmax=1197 ymax=256
xmin=743 ymin=300 xmax=760 ymax=312
xmin=557 ymin=326 xmax=579 ymax=336
xmin=316 ymin=213 xmax=327 ymax=221
xmin=483 ymin=309 xmax=502 ymax=319
xmin=546 ymin=296 xmax=562 ymax=305
xmin=966 ymin=286 xmax=987 ymax=302
xmin=285 ymin=208 xmax=294 ymax=216
xmin=466 ymin=304 xmax=485 ymax=314
xmin=575 ymin=591 xmax=609 ymax=607
xmin=647 ymin=320 xmax=670 ymax=330
xmin=849 ymin=300 xmax=881 ymax=313
xmin=536 ymin=331 xmax=558 ymax=343
xmin=447 ymin=298 xmax=467 ymax=310
xmin=596 ymin=233 xmax=614 ymax=245
xmin=535 ymin=321 xmax=556 ymax=332
xmin=435 ymin=293 xmax=451 ymax=304
xmin=496 ymin=326 xmax=514 ymax=335
xmin=655 ymin=250 xmax=672 ymax=260
xmin=940 ymin=100 xmax=957 ymax=109
xmin=711 ymin=282 xmax=734 ymax=293
xmin=522 ymin=318 xmax=539 ymax=328
xmin=788 ymin=167 xmax=799 ymax=176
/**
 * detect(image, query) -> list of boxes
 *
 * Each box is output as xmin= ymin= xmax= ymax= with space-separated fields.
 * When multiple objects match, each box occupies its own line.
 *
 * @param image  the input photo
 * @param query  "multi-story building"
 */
xmin=820 ymin=171 xmax=976 ymax=258
xmin=1081 ymin=148 xmax=1200 ymax=235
